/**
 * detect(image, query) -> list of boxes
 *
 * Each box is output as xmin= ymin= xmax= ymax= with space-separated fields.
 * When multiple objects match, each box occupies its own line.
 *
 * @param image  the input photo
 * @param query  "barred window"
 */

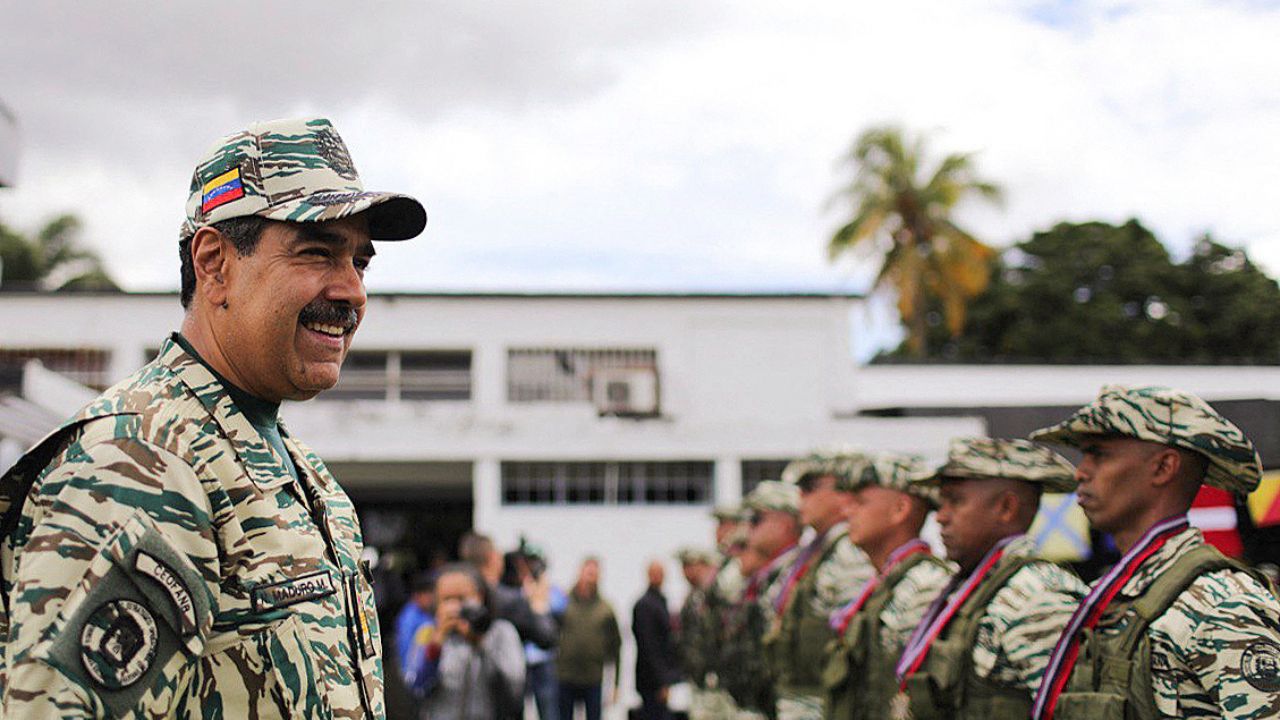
xmin=741 ymin=459 xmax=792 ymax=496
xmin=326 ymin=350 xmax=472 ymax=401
xmin=0 ymin=347 xmax=111 ymax=389
xmin=507 ymin=348 xmax=657 ymax=403
xmin=501 ymin=460 xmax=713 ymax=505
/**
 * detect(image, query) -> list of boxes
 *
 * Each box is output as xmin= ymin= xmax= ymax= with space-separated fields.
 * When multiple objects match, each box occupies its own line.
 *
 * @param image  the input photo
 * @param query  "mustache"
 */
xmin=298 ymin=300 xmax=359 ymax=330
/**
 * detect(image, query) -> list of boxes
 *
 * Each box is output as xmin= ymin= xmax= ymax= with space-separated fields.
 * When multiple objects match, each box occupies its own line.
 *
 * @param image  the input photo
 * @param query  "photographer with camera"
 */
xmin=416 ymin=565 xmax=526 ymax=720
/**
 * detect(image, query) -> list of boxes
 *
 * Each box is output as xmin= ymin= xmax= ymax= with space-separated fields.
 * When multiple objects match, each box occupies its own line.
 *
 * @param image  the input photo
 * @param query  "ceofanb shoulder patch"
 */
xmin=1241 ymin=639 xmax=1280 ymax=692
xmin=80 ymin=599 xmax=158 ymax=689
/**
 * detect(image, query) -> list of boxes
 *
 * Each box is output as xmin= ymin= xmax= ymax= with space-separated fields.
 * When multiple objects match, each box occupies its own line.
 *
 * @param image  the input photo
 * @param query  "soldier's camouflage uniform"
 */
xmin=716 ymin=544 xmax=799 ymax=720
xmin=1032 ymin=385 xmax=1280 ymax=718
xmin=0 ymin=339 xmax=384 ymax=718
xmin=896 ymin=438 xmax=1087 ymax=719
xmin=966 ymin=535 xmax=1087 ymax=692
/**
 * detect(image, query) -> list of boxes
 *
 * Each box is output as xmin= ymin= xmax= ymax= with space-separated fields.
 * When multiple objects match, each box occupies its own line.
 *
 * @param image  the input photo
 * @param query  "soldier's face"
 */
xmin=1074 ymin=436 xmax=1163 ymax=536
xmin=798 ymin=475 xmax=850 ymax=532
xmin=749 ymin=510 xmax=799 ymax=556
xmin=844 ymin=485 xmax=899 ymax=550
xmin=936 ymin=478 xmax=1006 ymax=572
xmin=221 ymin=216 xmax=372 ymax=401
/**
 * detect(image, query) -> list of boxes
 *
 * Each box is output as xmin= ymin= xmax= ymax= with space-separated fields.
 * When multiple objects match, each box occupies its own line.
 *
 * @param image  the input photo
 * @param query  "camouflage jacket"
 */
xmin=968 ymin=536 xmax=1087 ymax=692
xmin=1095 ymin=526 xmax=1280 ymax=718
xmin=716 ymin=544 xmax=797 ymax=711
xmin=0 ymin=338 xmax=383 ymax=718
xmin=677 ymin=584 xmax=715 ymax=687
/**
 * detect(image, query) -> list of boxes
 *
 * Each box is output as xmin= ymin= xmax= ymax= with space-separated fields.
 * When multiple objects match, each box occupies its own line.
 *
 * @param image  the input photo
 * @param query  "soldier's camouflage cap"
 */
xmin=743 ymin=480 xmax=801 ymax=515
xmin=781 ymin=447 xmax=874 ymax=492
xmin=183 ymin=117 xmax=426 ymax=241
xmin=857 ymin=452 xmax=940 ymax=508
xmin=1030 ymin=385 xmax=1262 ymax=495
xmin=922 ymin=437 xmax=1077 ymax=493
xmin=711 ymin=504 xmax=750 ymax=523
xmin=675 ymin=546 xmax=717 ymax=565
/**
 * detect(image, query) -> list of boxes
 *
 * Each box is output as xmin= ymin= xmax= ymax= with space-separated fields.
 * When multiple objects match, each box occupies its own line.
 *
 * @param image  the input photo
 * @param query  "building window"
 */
xmin=507 ymin=348 xmax=658 ymax=403
xmin=501 ymin=460 xmax=713 ymax=505
xmin=326 ymin=350 xmax=472 ymax=401
xmin=741 ymin=459 xmax=792 ymax=496
xmin=0 ymin=347 xmax=112 ymax=389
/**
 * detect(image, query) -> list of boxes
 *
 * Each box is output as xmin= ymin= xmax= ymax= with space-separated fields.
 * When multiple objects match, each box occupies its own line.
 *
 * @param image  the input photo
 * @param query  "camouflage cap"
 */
xmin=711 ymin=504 xmax=749 ymax=523
xmin=743 ymin=480 xmax=801 ymax=514
xmin=675 ymin=546 xmax=717 ymax=565
xmin=925 ymin=437 xmax=1077 ymax=493
xmin=860 ymin=452 xmax=940 ymax=507
xmin=1029 ymin=385 xmax=1262 ymax=495
xmin=781 ymin=447 xmax=874 ymax=493
xmin=183 ymin=117 xmax=426 ymax=241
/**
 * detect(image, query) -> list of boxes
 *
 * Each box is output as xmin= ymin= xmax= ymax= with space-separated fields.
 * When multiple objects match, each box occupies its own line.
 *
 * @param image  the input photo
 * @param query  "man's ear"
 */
xmin=994 ymin=488 xmax=1020 ymax=526
xmin=1149 ymin=447 xmax=1182 ymax=489
xmin=190 ymin=227 xmax=230 ymax=307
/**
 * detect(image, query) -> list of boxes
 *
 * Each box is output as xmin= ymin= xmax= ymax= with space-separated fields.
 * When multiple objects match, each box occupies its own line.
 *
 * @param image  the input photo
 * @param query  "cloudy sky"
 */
xmin=3 ymin=0 xmax=1280 ymax=353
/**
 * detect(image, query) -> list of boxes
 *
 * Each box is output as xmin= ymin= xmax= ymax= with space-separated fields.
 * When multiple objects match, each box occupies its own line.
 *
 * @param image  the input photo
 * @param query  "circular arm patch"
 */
xmin=80 ymin=599 xmax=159 ymax=689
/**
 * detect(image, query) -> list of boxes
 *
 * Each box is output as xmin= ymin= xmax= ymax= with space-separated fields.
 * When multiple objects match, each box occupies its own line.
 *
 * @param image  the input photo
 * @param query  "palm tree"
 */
xmin=828 ymin=126 xmax=1001 ymax=358
xmin=0 ymin=213 xmax=118 ymax=291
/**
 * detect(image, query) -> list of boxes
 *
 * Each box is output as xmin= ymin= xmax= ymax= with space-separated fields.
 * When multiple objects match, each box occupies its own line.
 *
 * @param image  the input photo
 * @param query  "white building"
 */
xmin=0 ymin=290 xmax=982 ymax=707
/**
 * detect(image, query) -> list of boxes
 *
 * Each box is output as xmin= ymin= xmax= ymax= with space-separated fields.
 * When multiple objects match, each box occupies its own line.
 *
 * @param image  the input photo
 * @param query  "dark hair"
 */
xmin=435 ymin=563 xmax=494 ymax=611
xmin=178 ymin=216 xmax=268 ymax=308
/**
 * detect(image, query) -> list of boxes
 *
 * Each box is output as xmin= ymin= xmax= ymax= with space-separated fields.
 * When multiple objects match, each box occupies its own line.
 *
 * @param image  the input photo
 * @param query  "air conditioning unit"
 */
xmin=592 ymin=368 xmax=660 ymax=417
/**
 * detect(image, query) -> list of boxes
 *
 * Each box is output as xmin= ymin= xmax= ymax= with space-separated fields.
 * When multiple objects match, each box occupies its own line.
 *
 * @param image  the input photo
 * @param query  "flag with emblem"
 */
xmin=1029 ymin=492 xmax=1091 ymax=562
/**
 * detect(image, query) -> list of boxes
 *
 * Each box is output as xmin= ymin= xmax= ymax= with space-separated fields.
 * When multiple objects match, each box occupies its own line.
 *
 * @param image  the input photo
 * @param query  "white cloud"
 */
xmin=2 ymin=0 xmax=1280 ymax=344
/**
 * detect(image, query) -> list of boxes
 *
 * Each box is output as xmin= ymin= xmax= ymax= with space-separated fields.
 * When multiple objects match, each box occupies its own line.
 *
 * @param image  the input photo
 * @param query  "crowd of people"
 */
xmin=665 ymin=385 xmax=1280 ymax=720
xmin=392 ymin=533 xmax=623 ymax=720
xmin=388 ymin=384 xmax=1280 ymax=720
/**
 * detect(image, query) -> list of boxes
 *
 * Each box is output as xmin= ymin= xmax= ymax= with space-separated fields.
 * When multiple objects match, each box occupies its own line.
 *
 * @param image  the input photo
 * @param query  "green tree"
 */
xmin=828 ymin=125 xmax=1003 ymax=357
xmin=0 ymin=214 xmax=118 ymax=291
xmin=902 ymin=219 xmax=1280 ymax=363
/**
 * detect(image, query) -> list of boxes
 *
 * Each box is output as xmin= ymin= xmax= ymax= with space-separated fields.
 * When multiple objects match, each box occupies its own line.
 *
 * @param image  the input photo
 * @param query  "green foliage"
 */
xmin=828 ymin=125 xmax=1002 ymax=358
xmin=0 ymin=214 xmax=119 ymax=291
xmin=887 ymin=219 xmax=1280 ymax=363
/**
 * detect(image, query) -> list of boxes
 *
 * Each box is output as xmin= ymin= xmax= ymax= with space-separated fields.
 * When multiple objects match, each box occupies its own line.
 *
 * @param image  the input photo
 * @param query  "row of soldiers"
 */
xmin=674 ymin=385 xmax=1280 ymax=720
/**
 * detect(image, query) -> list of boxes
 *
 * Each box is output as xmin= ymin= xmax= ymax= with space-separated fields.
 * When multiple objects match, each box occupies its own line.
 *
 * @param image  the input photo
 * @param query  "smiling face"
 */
xmin=213 ymin=215 xmax=373 ymax=401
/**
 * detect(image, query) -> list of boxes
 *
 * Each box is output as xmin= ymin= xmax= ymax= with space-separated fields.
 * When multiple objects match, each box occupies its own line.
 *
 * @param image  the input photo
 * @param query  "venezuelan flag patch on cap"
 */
xmin=200 ymin=166 xmax=245 ymax=213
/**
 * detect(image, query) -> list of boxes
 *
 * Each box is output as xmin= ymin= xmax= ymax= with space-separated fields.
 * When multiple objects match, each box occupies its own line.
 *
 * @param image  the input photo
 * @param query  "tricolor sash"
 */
xmin=1030 ymin=514 xmax=1189 ymax=719
xmin=894 ymin=534 xmax=1023 ymax=686
xmin=830 ymin=539 xmax=931 ymax=636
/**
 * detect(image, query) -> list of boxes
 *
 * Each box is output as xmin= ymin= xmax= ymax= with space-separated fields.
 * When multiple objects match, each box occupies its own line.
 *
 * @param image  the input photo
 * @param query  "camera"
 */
xmin=459 ymin=601 xmax=492 ymax=634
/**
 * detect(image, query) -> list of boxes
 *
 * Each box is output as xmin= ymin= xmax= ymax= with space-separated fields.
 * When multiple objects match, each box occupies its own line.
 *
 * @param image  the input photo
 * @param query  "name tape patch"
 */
xmin=135 ymin=551 xmax=198 ymax=637
xmin=252 ymin=570 xmax=336 ymax=613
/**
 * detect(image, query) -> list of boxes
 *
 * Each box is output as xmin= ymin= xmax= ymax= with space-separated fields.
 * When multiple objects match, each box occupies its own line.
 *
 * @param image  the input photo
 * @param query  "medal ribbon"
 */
xmin=773 ymin=529 xmax=830 ymax=615
xmin=894 ymin=534 xmax=1023 ymax=687
xmin=1030 ymin=514 xmax=1189 ymax=720
xmin=830 ymin=539 xmax=931 ymax=636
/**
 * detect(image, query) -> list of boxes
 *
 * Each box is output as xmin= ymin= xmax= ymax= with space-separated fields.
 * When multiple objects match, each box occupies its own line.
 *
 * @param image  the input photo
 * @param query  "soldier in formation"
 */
xmin=676 ymin=385 xmax=1280 ymax=720
xmin=822 ymin=452 xmax=953 ymax=720
xmin=764 ymin=451 xmax=875 ymax=720
xmin=1029 ymin=385 xmax=1280 ymax=719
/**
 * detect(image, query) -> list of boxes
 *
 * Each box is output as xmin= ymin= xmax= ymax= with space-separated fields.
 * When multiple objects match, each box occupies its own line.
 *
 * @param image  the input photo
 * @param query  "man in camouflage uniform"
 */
xmin=675 ymin=547 xmax=718 ymax=716
xmin=0 ymin=117 xmax=426 ymax=718
xmin=822 ymin=453 xmax=953 ymax=720
xmin=764 ymin=450 xmax=875 ymax=720
xmin=1029 ymin=385 xmax=1280 ymax=719
xmin=716 ymin=480 xmax=803 ymax=720
xmin=894 ymin=438 xmax=1087 ymax=720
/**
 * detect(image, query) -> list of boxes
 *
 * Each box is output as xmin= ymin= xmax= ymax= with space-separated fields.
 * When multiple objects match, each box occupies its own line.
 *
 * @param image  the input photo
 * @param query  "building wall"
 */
xmin=2 ymin=291 xmax=987 ymax=712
